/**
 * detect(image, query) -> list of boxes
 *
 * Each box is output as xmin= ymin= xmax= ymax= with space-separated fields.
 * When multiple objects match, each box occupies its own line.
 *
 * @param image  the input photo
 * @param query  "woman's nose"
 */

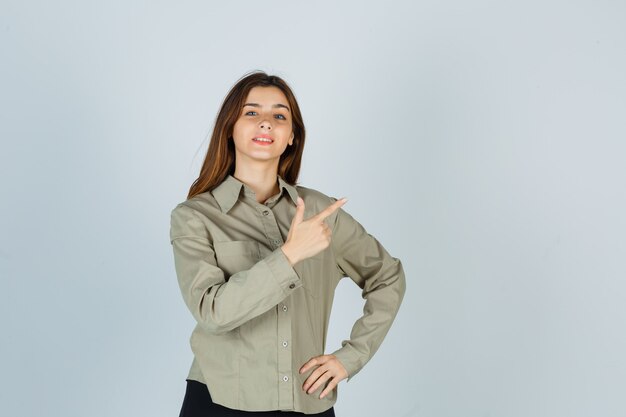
xmin=259 ymin=118 xmax=272 ymax=130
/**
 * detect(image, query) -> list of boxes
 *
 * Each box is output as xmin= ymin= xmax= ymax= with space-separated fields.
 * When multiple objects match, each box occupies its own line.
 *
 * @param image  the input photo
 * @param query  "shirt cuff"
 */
xmin=331 ymin=343 xmax=363 ymax=383
xmin=265 ymin=247 xmax=302 ymax=296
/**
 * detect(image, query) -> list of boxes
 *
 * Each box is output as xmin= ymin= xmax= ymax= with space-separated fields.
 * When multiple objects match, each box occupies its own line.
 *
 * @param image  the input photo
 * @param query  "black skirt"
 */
xmin=179 ymin=379 xmax=336 ymax=417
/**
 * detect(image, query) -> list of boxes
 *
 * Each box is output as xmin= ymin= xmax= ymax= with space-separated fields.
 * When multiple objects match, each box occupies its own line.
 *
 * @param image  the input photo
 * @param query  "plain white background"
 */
xmin=1 ymin=1 xmax=625 ymax=416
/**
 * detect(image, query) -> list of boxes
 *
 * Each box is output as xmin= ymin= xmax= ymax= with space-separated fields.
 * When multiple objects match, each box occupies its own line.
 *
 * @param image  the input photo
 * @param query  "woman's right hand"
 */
xmin=281 ymin=196 xmax=347 ymax=266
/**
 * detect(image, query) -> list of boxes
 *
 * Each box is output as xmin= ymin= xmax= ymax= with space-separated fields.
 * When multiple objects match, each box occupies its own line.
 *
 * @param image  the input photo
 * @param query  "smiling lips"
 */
xmin=252 ymin=134 xmax=274 ymax=145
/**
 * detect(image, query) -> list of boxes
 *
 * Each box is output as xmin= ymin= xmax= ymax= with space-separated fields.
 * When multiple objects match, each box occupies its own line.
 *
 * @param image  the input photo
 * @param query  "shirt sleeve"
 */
xmin=170 ymin=204 xmax=302 ymax=334
xmin=328 ymin=197 xmax=406 ymax=382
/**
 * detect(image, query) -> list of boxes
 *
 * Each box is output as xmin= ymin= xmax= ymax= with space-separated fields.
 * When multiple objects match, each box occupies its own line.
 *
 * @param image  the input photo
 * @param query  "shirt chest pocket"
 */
xmin=213 ymin=240 xmax=261 ymax=278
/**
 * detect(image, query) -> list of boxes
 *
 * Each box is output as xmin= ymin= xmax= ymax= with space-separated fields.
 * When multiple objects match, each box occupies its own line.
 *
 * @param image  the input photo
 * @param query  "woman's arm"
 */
xmin=170 ymin=204 xmax=302 ymax=334
xmin=328 ymin=197 xmax=407 ymax=382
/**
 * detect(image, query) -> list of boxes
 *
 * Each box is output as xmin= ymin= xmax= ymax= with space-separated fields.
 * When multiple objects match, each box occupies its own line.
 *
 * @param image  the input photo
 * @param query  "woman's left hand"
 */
xmin=299 ymin=354 xmax=349 ymax=399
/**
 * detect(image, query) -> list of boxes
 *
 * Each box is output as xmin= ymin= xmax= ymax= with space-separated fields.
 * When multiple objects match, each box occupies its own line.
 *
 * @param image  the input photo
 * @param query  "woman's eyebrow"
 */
xmin=243 ymin=103 xmax=290 ymax=112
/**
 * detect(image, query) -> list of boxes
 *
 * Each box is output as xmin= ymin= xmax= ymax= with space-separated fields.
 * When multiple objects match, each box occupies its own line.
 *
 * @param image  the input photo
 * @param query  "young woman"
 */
xmin=170 ymin=71 xmax=406 ymax=416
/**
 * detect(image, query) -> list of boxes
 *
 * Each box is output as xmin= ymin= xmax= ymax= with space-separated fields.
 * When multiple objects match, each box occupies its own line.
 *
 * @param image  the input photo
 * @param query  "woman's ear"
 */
xmin=289 ymin=133 xmax=294 ymax=146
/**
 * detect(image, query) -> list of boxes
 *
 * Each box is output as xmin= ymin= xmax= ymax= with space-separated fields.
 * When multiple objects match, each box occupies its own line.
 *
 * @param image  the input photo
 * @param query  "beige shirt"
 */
xmin=169 ymin=174 xmax=406 ymax=414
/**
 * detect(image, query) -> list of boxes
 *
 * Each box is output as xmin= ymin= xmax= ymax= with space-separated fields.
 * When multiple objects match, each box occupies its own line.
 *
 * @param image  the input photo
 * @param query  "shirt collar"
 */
xmin=211 ymin=174 xmax=299 ymax=214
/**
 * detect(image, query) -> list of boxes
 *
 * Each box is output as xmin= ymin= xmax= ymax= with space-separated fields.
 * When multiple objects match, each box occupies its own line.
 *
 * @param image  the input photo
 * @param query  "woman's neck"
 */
xmin=233 ymin=164 xmax=280 ymax=203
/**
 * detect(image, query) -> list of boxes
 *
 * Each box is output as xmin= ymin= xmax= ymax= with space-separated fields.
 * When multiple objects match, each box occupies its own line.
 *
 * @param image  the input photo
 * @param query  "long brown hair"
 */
xmin=187 ymin=71 xmax=306 ymax=200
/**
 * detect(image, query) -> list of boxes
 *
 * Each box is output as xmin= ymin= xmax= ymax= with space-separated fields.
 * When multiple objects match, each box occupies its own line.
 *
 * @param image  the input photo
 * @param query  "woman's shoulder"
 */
xmin=295 ymin=184 xmax=343 ymax=222
xmin=171 ymin=191 xmax=220 ymax=218
xmin=295 ymin=183 xmax=338 ymax=203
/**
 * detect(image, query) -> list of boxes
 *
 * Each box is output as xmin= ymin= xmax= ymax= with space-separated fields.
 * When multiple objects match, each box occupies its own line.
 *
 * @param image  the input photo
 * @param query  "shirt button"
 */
xmin=282 ymin=341 xmax=288 ymax=347
xmin=283 ymin=376 xmax=289 ymax=382
xmin=262 ymin=210 xmax=270 ymax=216
xmin=282 ymin=305 xmax=288 ymax=312
xmin=289 ymin=283 xmax=295 ymax=289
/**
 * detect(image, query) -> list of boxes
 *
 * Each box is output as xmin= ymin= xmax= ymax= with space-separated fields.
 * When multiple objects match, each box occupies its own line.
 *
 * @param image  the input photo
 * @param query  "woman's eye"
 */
xmin=244 ymin=111 xmax=286 ymax=120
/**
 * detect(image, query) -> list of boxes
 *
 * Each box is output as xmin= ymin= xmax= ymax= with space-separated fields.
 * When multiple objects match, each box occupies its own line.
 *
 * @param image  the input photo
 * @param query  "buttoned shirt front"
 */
xmin=169 ymin=174 xmax=406 ymax=414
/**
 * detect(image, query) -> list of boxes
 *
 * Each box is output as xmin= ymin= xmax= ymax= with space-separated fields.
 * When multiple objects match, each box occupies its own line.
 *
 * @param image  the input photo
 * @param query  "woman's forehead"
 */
xmin=245 ymin=86 xmax=289 ymax=107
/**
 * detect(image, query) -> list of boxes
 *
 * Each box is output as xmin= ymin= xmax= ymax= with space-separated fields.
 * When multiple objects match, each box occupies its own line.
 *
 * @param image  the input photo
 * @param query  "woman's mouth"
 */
xmin=252 ymin=137 xmax=274 ymax=145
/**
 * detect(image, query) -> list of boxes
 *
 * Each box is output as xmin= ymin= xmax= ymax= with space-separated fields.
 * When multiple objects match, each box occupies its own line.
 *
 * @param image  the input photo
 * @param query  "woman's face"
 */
xmin=231 ymin=86 xmax=294 ymax=168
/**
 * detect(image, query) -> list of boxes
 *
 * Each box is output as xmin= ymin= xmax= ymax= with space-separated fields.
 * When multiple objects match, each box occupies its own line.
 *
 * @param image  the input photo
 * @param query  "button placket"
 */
xmin=258 ymin=202 xmax=294 ymax=410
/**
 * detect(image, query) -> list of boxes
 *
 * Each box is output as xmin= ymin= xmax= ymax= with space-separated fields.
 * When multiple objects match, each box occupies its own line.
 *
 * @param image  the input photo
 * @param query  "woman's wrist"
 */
xmin=280 ymin=243 xmax=299 ymax=266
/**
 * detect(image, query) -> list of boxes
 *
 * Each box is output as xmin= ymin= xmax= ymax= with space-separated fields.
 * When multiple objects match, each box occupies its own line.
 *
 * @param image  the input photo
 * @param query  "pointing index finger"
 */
xmin=314 ymin=197 xmax=348 ymax=221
